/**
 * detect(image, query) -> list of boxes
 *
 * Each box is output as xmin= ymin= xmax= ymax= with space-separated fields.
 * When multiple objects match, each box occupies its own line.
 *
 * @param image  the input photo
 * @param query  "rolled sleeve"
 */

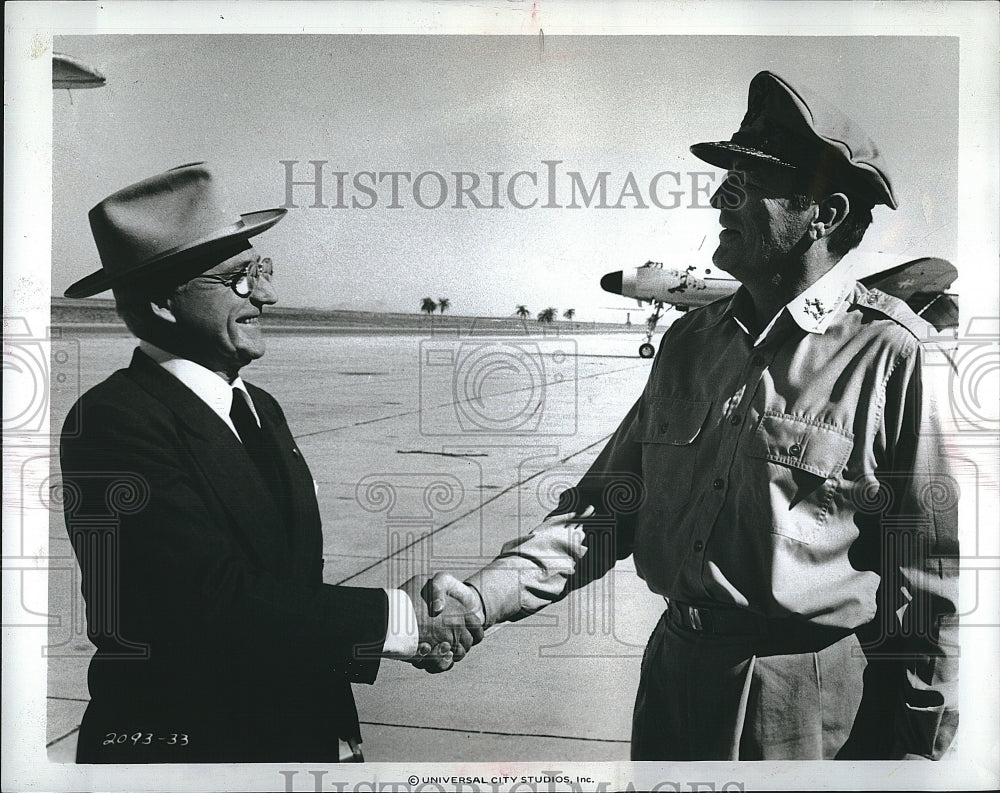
xmin=467 ymin=513 xmax=589 ymax=626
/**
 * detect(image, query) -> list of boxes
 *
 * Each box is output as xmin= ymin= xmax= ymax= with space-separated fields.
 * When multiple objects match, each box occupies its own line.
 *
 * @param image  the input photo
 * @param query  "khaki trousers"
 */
xmin=631 ymin=609 xmax=868 ymax=760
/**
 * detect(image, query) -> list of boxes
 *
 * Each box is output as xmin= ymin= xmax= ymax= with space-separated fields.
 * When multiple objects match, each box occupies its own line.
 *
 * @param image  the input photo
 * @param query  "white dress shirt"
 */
xmin=137 ymin=341 xmax=418 ymax=660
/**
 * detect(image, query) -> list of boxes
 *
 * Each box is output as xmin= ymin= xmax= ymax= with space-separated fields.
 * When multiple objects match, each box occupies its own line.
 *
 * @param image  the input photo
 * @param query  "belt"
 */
xmin=666 ymin=599 xmax=766 ymax=635
xmin=665 ymin=599 xmax=854 ymax=651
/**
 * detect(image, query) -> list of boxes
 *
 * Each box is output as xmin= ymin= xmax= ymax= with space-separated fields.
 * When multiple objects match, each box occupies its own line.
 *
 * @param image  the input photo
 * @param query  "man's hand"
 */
xmin=401 ymin=573 xmax=485 ymax=673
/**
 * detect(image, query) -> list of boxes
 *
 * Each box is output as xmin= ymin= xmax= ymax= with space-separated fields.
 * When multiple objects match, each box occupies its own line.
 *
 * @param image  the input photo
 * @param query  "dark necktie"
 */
xmin=229 ymin=388 xmax=266 ymax=469
xmin=229 ymin=388 xmax=289 ymax=517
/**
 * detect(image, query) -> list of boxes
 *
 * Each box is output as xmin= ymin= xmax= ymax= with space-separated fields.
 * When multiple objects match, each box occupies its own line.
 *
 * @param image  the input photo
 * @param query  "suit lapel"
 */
xmin=124 ymin=350 xmax=291 ymax=570
xmin=248 ymin=384 xmax=323 ymax=577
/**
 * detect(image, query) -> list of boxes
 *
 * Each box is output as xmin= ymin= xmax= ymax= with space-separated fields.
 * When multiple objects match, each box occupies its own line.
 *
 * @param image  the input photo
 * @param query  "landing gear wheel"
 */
xmin=638 ymin=343 xmax=655 ymax=359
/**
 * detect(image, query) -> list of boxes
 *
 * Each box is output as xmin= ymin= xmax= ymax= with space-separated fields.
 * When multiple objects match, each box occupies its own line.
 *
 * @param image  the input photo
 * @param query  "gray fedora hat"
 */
xmin=65 ymin=162 xmax=286 ymax=298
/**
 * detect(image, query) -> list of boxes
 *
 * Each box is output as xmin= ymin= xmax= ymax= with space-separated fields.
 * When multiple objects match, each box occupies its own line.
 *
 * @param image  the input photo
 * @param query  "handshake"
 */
xmin=401 ymin=573 xmax=487 ymax=673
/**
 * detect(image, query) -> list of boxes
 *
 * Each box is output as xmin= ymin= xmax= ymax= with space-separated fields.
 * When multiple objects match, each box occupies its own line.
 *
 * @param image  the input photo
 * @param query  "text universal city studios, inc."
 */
xmin=278 ymin=770 xmax=747 ymax=793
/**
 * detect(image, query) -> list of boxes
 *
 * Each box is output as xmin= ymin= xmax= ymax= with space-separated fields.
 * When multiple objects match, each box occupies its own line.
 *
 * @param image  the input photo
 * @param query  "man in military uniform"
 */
xmin=429 ymin=71 xmax=959 ymax=760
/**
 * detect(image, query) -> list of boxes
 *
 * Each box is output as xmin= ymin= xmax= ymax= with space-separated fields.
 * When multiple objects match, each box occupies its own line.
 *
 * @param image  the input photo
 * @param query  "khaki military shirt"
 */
xmin=469 ymin=262 xmax=959 ymax=758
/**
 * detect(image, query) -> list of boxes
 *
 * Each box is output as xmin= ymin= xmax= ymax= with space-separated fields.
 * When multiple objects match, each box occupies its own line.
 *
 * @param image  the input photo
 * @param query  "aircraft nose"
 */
xmin=600 ymin=271 xmax=623 ymax=295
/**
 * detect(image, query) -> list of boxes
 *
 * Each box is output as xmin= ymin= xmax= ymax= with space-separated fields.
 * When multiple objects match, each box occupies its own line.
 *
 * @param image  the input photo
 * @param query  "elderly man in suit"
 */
xmin=59 ymin=163 xmax=483 ymax=763
xmin=425 ymin=71 xmax=959 ymax=760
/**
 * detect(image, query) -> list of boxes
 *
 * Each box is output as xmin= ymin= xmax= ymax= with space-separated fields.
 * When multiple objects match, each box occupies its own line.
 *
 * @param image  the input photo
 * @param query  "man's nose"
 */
xmin=711 ymin=172 xmax=745 ymax=211
xmin=250 ymin=274 xmax=278 ymax=306
xmin=709 ymin=183 xmax=726 ymax=210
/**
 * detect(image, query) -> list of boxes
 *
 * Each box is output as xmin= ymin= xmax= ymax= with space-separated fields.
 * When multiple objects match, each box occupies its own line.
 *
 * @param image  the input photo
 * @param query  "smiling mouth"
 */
xmin=236 ymin=315 xmax=261 ymax=325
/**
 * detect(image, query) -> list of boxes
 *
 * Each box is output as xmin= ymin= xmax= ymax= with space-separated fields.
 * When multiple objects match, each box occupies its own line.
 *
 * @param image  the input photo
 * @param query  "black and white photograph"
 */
xmin=3 ymin=2 xmax=998 ymax=791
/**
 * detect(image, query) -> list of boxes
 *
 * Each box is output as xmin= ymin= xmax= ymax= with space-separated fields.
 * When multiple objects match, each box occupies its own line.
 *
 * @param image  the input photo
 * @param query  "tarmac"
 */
xmin=44 ymin=328 xmax=667 ymax=762
xmin=42 ymin=324 xmax=997 ymax=767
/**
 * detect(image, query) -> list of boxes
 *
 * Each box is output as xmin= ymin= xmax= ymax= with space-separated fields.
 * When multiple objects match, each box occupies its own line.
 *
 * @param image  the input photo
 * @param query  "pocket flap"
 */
xmin=639 ymin=397 xmax=712 ymax=445
xmin=747 ymin=412 xmax=854 ymax=478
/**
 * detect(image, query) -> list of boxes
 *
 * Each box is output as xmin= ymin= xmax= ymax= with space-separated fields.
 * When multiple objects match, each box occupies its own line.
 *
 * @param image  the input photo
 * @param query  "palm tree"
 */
xmin=562 ymin=308 xmax=576 ymax=327
xmin=515 ymin=304 xmax=530 ymax=334
xmin=438 ymin=297 xmax=451 ymax=315
xmin=537 ymin=307 xmax=557 ymax=335
xmin=420 ymin=297 xmax=437 ymax=331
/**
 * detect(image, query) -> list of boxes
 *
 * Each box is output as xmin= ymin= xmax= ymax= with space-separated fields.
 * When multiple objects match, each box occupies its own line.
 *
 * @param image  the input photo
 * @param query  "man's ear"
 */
xmin=810 ymin=193 xmax=850 ymax=240
xmin=149 ymin=295 xmax=178 ymax=324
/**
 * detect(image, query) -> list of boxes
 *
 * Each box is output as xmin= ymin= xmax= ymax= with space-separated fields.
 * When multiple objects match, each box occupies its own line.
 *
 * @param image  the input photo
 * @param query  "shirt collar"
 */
xmin=138 ymin=340 xmax=259 ymax=431
xmin=783 ymin=257 xmax=856 ymax=336
xmin=704 ymin=257 xmax=856 ymax=345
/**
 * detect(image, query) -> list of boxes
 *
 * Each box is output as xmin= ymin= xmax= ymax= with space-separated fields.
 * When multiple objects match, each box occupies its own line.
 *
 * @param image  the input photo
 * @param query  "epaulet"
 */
xmin=853 ymin=285 xmax=932 ymax=341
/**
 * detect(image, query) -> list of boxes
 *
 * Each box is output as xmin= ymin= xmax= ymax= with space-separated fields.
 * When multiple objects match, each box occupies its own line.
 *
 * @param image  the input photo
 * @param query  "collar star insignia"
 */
xmin=803 ymin=297 xmax=828 ymax=322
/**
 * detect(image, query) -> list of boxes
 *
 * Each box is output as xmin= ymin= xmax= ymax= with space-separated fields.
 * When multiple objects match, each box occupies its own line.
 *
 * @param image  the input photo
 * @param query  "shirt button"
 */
xmin=729 ymin=414 xmax=741 ymax=426
xmin=751 ymin=354 xmax=765 ymax=366
xmin=712 ymin=478 xmax=725 ymax=490
xmin=693 ymin=540 xmax=704 ymax=552
xmin=789 ymin=443 xmax=802 ymax=456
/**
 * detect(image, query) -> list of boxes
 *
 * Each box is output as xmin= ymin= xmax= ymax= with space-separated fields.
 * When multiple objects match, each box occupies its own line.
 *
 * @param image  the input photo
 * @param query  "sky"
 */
xmin=52 ymin=34 xmax=960 ymax=321
xmin=6 ymin=5 xmax=997 ymax=791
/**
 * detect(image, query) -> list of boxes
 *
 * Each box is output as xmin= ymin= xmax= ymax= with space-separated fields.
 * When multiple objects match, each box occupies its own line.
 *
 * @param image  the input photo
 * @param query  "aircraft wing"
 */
xmin=53 ymin=53 xmax=106 ymax=89
xmin=909 ymin=293 xmax=959 ymax=331
xmin=858 ymin=257 xmax=956 ymax=301
xmin=857 ymin=257 xmax=958 ymax=331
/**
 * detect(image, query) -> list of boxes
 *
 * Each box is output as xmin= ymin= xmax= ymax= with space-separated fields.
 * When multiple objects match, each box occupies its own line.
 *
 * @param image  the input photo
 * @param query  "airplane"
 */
xmin=53 ymin=52 xmax=106 ymax=90
xmin=601 ymin=256 xmax=958 ymax=358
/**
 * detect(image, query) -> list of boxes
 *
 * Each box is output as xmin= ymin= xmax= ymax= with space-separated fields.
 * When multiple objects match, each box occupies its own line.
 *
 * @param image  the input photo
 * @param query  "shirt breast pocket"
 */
xmin=639 ymin=397 xmax=712 ymax=512
xmin=744 ymin=412 xmax=854 ymax=544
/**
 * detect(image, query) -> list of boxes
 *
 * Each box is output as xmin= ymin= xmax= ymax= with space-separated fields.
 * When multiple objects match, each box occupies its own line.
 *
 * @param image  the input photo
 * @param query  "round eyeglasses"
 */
xmin=195 ymin=257 xmax=273 ymax=298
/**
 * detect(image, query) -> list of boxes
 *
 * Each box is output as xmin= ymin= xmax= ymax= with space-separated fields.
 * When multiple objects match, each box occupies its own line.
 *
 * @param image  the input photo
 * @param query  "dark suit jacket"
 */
xmin=59 ymin=349 xmax=389 ymax=763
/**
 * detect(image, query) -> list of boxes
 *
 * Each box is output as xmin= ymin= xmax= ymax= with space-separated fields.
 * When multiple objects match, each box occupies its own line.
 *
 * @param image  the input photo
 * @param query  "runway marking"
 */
xmin=397 ymin=450 xmax=489 ymax=458
xmin=293 ymin=362 xmax=644 ymax=440
xmin=45 ymin=724 xmax=81 ymax=749
xmin=334 ymin=434 xmax=613 ymax=585
xmin=360 ymin=719 xmax=629 ymax=744
xmin=41 ymin=700 xmax=631 ymax=748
